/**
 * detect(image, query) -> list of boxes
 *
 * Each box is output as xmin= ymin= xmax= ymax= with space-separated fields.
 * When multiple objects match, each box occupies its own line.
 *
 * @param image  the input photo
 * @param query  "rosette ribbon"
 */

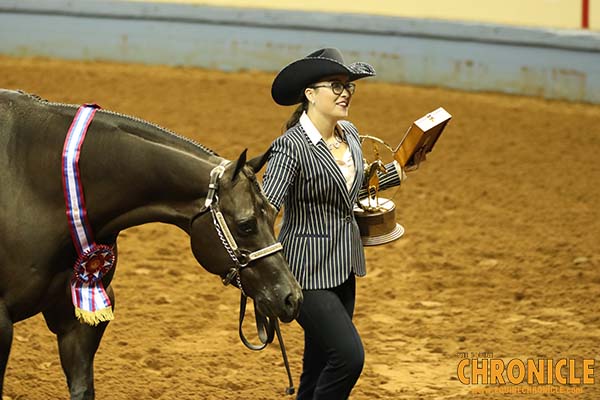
xmin=62 ymin=104 xmax=116 ymax=326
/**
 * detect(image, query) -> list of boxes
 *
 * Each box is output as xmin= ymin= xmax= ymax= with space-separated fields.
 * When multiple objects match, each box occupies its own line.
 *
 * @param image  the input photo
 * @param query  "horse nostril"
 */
xmin=284 ymin=291 xmax=302 ymax=316
xmin=285 ymin=293 xmax=294 ymax=309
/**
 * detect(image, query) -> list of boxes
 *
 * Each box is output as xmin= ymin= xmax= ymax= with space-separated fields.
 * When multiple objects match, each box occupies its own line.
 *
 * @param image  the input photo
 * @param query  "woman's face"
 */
xmin=305 ymin=74 xmax=354 ymax=121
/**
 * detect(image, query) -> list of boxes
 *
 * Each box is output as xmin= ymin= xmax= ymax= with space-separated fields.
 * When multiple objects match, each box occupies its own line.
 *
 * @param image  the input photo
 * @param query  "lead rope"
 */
xmin=274 ymin=318 xmax=295 ymax=395
xmin=238 ymin=293 xmax=295 ymax=395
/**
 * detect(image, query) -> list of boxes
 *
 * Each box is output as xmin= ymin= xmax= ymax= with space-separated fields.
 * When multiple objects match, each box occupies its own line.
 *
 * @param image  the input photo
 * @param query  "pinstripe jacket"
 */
xmin=263 ymin=114 xmax=401 ymax=289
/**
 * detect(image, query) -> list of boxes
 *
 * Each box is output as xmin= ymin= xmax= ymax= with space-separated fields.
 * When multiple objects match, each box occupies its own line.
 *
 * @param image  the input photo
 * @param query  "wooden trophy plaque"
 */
xmin=393 ymin=107 xmax=451 ymax=168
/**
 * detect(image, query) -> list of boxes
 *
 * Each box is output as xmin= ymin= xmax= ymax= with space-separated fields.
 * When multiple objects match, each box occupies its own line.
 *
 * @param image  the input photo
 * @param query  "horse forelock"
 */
xmin=242 ymin=166 xmax=271 ymax=207
xmin=225 ymin=166 xmax=265 ymax=205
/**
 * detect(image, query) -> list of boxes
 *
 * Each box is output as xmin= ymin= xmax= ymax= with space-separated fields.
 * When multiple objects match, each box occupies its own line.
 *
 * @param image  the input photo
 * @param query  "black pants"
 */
xmin=296 ymin=275 xmax=364 ymax=400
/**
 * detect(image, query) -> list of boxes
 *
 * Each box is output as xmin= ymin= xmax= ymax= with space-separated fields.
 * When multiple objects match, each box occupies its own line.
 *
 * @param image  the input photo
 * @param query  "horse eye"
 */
xmin=238 ymin=219 xmax=257 ymax=235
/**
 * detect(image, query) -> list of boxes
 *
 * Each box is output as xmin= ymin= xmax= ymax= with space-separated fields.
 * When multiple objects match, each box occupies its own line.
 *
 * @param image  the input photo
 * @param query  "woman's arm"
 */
xmin=262 ymin=136 xmax=298 ymax=212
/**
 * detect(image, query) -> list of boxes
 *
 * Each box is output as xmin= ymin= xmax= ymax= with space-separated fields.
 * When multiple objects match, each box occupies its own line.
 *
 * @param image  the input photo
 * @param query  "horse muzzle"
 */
xmin=254 ymin=283 xmax=302 ymax=323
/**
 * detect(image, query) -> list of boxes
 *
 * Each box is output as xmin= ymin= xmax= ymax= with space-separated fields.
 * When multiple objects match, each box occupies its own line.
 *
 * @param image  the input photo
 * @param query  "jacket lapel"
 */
xmin=300 ymin=127 xmax=353 ymax=209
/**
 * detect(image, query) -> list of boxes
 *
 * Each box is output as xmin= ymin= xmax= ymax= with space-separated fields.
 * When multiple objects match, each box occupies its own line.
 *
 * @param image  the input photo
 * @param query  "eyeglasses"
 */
xmin=309 ymin=81 xmax=356 ymax=95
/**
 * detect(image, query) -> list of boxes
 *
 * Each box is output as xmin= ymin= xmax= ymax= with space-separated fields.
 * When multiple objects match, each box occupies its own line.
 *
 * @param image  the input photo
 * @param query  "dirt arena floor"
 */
xmin=1 ymin=55 xmax=599 ymax=399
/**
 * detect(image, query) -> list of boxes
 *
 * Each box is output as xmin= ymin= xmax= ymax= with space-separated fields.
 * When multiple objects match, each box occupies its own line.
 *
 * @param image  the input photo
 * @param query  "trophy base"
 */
xmin=354 ymin=197 xmax=405 ymax=246
xmin=361 ymin=223 xmax=405 ymax=246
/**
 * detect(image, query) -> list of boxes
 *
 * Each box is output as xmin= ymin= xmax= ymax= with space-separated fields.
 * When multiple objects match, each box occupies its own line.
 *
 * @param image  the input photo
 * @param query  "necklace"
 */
xmin=326 ymin=135 xmax=343 ymax=150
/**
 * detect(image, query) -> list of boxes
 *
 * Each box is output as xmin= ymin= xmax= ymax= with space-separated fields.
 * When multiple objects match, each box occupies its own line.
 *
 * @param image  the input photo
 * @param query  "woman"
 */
xmin=263 ymin=48 xmax=406 ymax=399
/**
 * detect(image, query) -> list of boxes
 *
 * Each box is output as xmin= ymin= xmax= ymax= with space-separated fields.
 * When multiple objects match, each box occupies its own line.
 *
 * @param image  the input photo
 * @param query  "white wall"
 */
xmin=1 ymin=0 xmax=600 ymax=103
xmin=124 ymin=0 xmax=600 ymax=30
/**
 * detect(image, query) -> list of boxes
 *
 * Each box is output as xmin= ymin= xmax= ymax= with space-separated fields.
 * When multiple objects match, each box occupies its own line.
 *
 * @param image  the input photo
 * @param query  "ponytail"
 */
xmin=284 ymin=99 xmax=308 ymax=131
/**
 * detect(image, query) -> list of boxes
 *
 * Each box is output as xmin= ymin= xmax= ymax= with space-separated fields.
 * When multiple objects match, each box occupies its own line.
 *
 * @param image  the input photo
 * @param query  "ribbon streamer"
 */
xmin=62 ymin=104 xmax=116 ymax=326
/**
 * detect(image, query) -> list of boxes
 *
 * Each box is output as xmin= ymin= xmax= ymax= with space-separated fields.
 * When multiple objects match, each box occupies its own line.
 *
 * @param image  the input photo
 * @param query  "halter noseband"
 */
xmin=193 ymin=160 xmax=283 ymax=294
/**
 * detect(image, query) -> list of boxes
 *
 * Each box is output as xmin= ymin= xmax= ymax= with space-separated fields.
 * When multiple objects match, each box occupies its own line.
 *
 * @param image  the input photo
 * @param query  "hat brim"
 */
xmin=271 ymin=58 xmax=375 ymax=106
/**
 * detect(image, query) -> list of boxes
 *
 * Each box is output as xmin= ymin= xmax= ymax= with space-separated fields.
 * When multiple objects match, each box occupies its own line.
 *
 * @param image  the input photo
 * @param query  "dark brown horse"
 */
xmin=0 ymin=89 xmax=302 ymax=399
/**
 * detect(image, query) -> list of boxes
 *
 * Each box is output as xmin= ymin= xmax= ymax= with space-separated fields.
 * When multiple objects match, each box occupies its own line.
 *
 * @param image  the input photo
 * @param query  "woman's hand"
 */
xmin=405 ymin=148 xmax=427 ymax=172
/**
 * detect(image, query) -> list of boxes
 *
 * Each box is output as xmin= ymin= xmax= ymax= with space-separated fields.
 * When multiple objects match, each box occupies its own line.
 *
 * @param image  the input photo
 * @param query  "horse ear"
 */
xmin=247 ymin=147 xmax=272 ymax=173
xmin=232 ymin=149 xmax=248 ymax=182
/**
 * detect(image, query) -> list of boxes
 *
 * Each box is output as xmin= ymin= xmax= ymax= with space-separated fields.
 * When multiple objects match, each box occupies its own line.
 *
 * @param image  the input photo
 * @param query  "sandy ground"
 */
xmin=1 ymin=55 xmax=599 ymax=399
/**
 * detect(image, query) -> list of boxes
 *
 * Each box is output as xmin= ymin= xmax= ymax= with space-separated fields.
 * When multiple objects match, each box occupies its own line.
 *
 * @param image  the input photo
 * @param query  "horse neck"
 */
xmin=79 ymin=110 xmax=223 ymax=239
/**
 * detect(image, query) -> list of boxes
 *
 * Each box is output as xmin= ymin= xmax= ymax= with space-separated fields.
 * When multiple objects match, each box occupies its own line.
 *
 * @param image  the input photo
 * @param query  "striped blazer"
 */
xmin=263 ymin=119 xmax=401 ymax=289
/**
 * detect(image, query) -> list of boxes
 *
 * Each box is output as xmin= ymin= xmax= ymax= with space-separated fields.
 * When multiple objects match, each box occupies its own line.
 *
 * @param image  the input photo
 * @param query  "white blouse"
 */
xmin=335 ymin=147 xmax=356 ymax=192
xmin=299 ymin=112 xmax=356 ymax=192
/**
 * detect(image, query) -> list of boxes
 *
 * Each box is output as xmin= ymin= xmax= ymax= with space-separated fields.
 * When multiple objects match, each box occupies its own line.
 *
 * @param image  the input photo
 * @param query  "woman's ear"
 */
xmin=304 ymin=88 xmax=315 ymax=104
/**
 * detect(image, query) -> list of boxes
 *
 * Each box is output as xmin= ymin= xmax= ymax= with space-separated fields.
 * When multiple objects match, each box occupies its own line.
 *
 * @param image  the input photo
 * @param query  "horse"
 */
xmin=0 ymin=89 xmax=302 ymax=399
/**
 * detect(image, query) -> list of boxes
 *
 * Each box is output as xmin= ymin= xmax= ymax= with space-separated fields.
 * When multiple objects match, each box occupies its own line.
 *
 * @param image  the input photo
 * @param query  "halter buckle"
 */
xmin=204 ymin=161 xmax=228 ymax=208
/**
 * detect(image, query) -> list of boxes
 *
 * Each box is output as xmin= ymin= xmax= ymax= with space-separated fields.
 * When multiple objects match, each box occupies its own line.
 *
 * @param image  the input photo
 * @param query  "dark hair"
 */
xmin=284 ymin=99 xmax=308 ymax=131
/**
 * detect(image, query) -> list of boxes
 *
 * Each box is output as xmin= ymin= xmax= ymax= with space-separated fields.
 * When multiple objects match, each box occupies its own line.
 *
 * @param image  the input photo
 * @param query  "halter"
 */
xmin=193 ymin=160 xmax=283 ymax=294
xmin=193 ymin=160 xmax=295 ymax=395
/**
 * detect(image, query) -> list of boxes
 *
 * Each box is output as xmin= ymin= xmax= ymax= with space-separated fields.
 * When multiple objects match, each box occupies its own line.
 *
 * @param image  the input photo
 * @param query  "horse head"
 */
xmin=189 ymin=150 xmax=302 ymax=323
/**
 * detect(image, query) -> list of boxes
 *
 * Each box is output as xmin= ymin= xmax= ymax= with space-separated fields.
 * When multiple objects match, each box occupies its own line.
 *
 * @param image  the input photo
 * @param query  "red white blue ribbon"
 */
xmin=62 ymin=104 xmax=116 ymax=326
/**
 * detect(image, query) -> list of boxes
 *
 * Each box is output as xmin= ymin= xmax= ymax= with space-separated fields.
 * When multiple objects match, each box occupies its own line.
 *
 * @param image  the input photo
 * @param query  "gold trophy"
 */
xmin=354 ymin=107 xmax=452 ymax=246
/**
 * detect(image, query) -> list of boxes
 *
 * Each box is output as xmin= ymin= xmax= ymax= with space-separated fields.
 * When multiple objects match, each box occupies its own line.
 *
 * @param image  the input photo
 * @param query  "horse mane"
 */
xmin=17 ymin=90 xmax=219 ymax=158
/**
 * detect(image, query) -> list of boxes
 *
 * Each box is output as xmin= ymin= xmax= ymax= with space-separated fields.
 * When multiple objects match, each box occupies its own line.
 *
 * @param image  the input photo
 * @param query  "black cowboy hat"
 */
xmin=271 ymin=48 xmax=376 ymax=106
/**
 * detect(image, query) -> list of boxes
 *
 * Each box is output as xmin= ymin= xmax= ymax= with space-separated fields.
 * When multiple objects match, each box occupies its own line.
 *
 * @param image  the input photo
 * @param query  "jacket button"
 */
xmin=345 ymin=215 xmax=352 ymax=223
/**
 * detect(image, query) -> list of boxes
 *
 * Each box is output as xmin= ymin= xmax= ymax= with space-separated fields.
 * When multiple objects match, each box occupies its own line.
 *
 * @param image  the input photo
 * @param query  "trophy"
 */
xmin=354 ymin=107 xmax=452 ymax=246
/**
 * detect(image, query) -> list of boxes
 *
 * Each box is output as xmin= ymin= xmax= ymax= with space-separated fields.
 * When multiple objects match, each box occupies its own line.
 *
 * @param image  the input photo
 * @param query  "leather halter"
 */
xmin=193 ymin=160 xmax=284 ymax=293
xmin=192 ymin=160 xmax=295 ymax=395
